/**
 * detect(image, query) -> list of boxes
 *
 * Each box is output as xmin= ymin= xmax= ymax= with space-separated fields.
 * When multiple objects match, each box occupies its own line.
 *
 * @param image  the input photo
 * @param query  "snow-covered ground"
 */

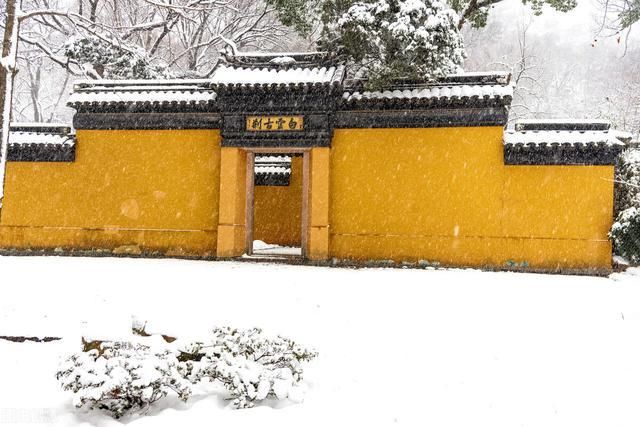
xmin=250 ymin=240 xmax=302 ymax=257
xmin=1 ymin=255 xmax=640 ymax=426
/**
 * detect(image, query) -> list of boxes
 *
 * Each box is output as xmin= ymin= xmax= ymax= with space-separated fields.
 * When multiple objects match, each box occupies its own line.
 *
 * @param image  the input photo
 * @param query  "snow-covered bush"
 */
xmin=56 ymin=342 xmax=191 ymax=418
xmin=64 ymin=36 xmax=171 ymax=79
xmin=615 ymin=149 xmax=640 ymax=215
xmin=57 ymin=328 xmax=317 ymax=417
xmin=611 ymin=149 xmax=640 ymax=264
xmin=320 ymin=0 xmax=465 ymax=88
xmin=611 ymin=207 xmax=640 ymax=264
xmin=179 ymin=327 xmax=318 ymax=409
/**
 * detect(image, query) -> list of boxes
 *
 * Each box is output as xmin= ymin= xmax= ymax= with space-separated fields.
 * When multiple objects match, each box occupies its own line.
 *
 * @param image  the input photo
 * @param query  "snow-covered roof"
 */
xmin=221 ymin=51 xmax=334 ymax=67
xmin=451 ymin=71 xmax=510 ymax=79
xmin=504 ymin=130 xmax=625 ymax=147
xmin=67 ymin=54 xmax=346 ymax=107
xmin=344 ymin=84 xmax=513 ymax=102
xmin=9 ymin=131 xmax=75 ymax=146
xmin=212 ymin=51 xmax=346 ymax=88
xmin=254 ymin=155 xmax=291 ymax=175
xmin=8 ymin=123 xmax=74 ymax=146
xmin=211 ymin=64 xmax=345 ymax=86
xmin=342 ymin=72 xmax=513 ymax=106
xmin=67 ymin=79 xmax=215 ymax=108
xmin=516 ymin=118 xmax=611 ymax=126
xmin=64 ymin=55 xmax=515 ymax=119
xmin=506 ymin=119 xmax=627 ymax=147
xmin=7 ymin=123 xmax=75 ymax=162
xmin=255 ymin=165 xmax=290 ymax=174
xmin=10 ymin=122 xmax=70 ymax=130
xmin=254 ymin=155 xmax=291 ymax=186
xmin=229 ymin=51 xmax=329 ymax=59
xmin=504 ymin=119 xmax=625 ymax=165
xmin=514 ymin=119 xmax=611 ymax=132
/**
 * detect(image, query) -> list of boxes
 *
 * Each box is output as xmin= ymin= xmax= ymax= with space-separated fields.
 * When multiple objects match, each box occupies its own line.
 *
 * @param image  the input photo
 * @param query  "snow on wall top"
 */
xmin=9 ymin=131 xmax=75 ymax=146
xmin=255 ymin=155 xmax=291 ymax=176
xmin=516 ymin=118 xmax=612 ymax=126
xmin=343 ymin=83 xmax=513 ymax=102
xmin=255 ymin=165 xmax=290 ymax=175
xmin=343 ymin=72 xmax=513 ymax=103
xmin=229 ymin=51 xmax=329 ymax=59
xmin=8 ymin=122 xmax=74 ymax=146
xmin=10 ymin=122 xmax=70 ymax=130
xmin=506 ymin=119 xmax=629 ymax=147
xmin=514 ymin=119 xmax=612 ymax=132
xmin=503 ymin=130 xmax=626 ymax=147
xmin=213 ymin=51 xmax=345 ymax=87
xmin=67 ymin=79 xmax=215 ymax=106
xmin=211 ymin=64 xmax=345 ymax=86
xmin=255 ymin=155 xmax=291 ymax=163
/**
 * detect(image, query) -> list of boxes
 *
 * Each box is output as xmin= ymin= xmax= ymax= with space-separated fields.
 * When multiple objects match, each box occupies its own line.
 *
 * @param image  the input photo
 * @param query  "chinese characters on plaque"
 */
xmin=246 ymin=116 xmax=304 ymax=131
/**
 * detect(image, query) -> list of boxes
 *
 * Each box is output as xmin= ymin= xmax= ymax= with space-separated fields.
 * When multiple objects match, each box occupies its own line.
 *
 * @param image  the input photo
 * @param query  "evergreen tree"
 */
xmin=451 ymin=0 xmax=576 ymax=29
xmin=619 ymin=0 xmax=640 ymax=29
xmin=266 ymin=0 xmax=316 ymax=35
xmin=319 ymin=0 xmax=465 ymax=88
xmin=64 ymin=37 xmax=172 ymax=80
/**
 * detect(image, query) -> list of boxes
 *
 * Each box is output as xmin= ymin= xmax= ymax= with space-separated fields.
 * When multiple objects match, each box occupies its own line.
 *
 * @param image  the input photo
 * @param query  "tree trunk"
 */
xmin=0 ymin=0 xmax=21 ymax=210
xmin=89 ymin=0 xmax=98 ymax=23
xmin=29 ymin=61 xmax=42 ymax=122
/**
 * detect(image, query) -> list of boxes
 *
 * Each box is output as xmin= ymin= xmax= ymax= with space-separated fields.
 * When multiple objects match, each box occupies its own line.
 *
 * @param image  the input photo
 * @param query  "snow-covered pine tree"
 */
xmin=266 ymin=0 xmax=316 ymax=35
xmin=615 ymin=149 xmax=640 ymax=215
xmin=611 ymin=148 xmax=640 ymax=264
xmin=64 ymin=36 xmax=172 ymax=80
xmin=611 ymin=206 xmax=640 ymax=264
xmin=319 ymin=0 xmax=465 ymax=89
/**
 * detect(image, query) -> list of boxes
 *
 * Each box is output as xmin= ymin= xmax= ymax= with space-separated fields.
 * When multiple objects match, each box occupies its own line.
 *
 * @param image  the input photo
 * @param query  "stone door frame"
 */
xmin=243 ymin=147 xmax=311 ymax=257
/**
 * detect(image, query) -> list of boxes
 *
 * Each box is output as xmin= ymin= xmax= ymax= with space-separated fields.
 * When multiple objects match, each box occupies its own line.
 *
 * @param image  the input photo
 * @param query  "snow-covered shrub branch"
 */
xmin=179 ymin=327 xmax=318 ymax=409
xmin=57 ymin=327 xmax=317 ymax=418
xmin=56 ymin=342 xmax=192 ymax=419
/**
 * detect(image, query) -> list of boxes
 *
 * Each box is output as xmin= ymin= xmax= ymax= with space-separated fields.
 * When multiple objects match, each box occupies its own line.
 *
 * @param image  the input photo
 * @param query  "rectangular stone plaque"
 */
xmin=246 ymin=116 xmax=304 ymax=131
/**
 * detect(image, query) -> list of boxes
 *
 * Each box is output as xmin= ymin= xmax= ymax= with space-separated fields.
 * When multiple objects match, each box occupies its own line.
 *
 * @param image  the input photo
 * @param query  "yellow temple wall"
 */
xmin=0 ymin=129 xmax=221 ymax=257
xmin=0 ymin=125 xmax=616 ymax=271
xmin=329 ymin=127 xmax=614 ymax=271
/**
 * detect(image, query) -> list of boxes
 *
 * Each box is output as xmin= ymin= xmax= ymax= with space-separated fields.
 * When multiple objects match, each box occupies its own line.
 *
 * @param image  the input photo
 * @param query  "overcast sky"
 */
xmin=481 ymin=0 xmax=638 ymax=51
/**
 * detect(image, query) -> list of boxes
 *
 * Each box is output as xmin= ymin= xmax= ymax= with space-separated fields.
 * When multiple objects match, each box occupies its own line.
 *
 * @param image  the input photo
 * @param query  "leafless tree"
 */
xmin=464 ymin=15 xmax=544 ymax=123
xmin=1 ymin=0 xmax=22 ymax=208
xmin=2 ymin=0 xmax=302 ymax=119
xmin=595 ymin=0 xmax=638 ymax=53
xmin=0 ymin=0 xmax=303 ymax=206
